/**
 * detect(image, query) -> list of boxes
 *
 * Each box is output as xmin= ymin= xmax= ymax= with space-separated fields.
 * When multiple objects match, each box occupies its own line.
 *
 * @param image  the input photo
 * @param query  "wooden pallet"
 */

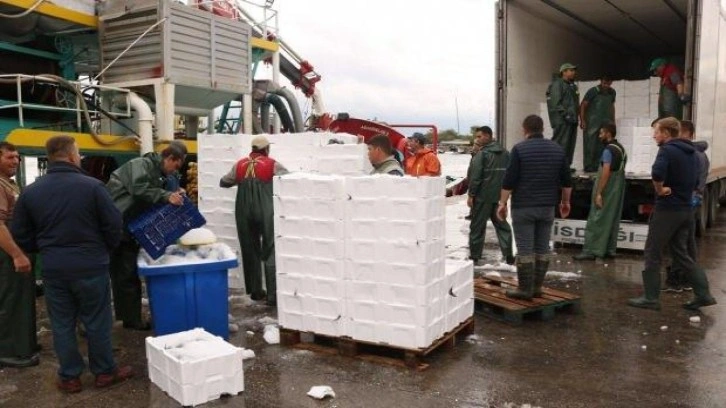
xmin=279 ymin=317 xmax=475 ymax=371
xmin=474 ymin=276 xmax=581 ymax=324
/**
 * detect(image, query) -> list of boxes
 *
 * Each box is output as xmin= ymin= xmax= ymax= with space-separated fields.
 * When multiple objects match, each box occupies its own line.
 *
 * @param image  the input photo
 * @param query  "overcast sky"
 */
xmin=250 ymin=0 xmax=497 ymax=135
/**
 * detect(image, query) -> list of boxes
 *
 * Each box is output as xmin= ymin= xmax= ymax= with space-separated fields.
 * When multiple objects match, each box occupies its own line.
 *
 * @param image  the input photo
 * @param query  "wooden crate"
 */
xmin=279 ymin=317 xmax=475 ymax=371
xmin=474 ymin=276 xmax=581 ymax=324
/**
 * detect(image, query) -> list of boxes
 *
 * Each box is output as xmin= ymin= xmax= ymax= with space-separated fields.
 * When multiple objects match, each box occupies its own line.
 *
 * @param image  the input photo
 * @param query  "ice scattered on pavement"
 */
xmin=689 ymin=316 xmax=701 ymax=323
xmin=641 ymin=345 xmax=647 ymax=350
xmin=241 ymin=349 xmax=255 ymax=360
xmin=484 ymin=271 xmax=502 ymax=279
xmin=660 ymin=325 xmax=668 ymax=331
xmin=502 ymin=403 xmax=542 ymax=408
xmin=478 ymin=263 xmax=517 ymax=273
xmin=246 ymin=331 xmax=254 ymax=336
xmin=675 ymin=339 xmax=680 ymax=344
xmin=263 ymin=325 xmax=280 ymax=344
xmin=258 ymin=316 xmax=278 ymax=325
xmin=466 ymin=334 xmax=481 ymax=344
xmin=545 ymin=271 xmax=581 ymax=280
xmin=228 ymin=323 xmax=239 ymax=333
xmin=307 ymin=385 xmax=335 ymax=400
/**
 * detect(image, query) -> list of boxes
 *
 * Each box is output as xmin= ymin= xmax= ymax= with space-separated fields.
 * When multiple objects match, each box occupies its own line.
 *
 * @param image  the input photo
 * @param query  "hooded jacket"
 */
xmin=371 ymin=155 xmax=404 ymax=176
xmin=652 ymin=138 xmax=698 ymax=211
xmin=693 ymin=140 xmax=709 ymax=195
xmin=468 ymin=141 xmax=509 ymax=202
xmin=404 ymin=148 xmax=441 ymax=177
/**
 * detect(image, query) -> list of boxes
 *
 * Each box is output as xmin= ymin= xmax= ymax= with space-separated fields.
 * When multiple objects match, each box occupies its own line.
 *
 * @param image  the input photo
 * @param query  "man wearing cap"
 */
xmin=649 ymin=58 xmax=687 ymax=120
xmin=547 ymin=63 xmax=580 ymax=168
xmin=367 ymin=134 xmax=404 ymax=176
xmin=107 ymin=140 xmax=187 ymax=331
xmin=579 ymin=75 xmax=616 ymax=173
xmin=404 ymin=132 xmax=441 ymax=177
xmin=220 ymin=136 xmax=288 ymax=306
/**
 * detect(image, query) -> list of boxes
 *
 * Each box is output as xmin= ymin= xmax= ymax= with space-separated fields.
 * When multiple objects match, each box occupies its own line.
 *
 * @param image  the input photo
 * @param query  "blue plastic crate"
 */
xmin=128 ymin=197 xmax=206 ymax=259
xmin=138 ymin=258 xmax=238 ymax=339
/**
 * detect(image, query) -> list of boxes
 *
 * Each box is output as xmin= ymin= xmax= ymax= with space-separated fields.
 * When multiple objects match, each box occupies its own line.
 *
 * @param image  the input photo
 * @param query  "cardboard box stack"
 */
xmin=275 ymin=174 xmax=474 ymax=349
xmin=198 ymin=132 xmax=365 ymax=288
xmin=541 ymin=78 xmax=661 ymax=174
xmin=146 ymin=328 xmax=244 ymax=406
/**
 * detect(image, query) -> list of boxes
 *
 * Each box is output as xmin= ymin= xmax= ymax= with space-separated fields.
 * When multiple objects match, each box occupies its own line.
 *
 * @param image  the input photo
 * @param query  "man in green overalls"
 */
xmin=574 ymin=122 xmax=627 ymax=261
xmin=547 ymin=63 xmax=580 ymax=168
xmin=467 ymin=127 xmax=514 ymax=265
xmin=579 ymin=76 xmax=616 ymax=173
xmin=220 ymin=136 xmax=288 ymax=306
xmin=650 ymin=58 xmax=688 ymax=120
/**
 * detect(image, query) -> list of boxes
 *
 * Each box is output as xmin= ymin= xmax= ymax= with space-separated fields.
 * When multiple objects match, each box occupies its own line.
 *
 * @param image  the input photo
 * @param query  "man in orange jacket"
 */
xmin=404 ymin=133 xmax=441 ymax=176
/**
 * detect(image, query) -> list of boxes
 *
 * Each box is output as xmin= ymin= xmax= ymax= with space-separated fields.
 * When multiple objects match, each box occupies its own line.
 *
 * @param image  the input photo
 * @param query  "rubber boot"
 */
xmin=264 ymin=263 xmax=277 ymax=307
xmin=683 ymin=266 xmax=717 ymax=310
xmin=533 ymin=258 xmax=549 ymax=297
xmin=506 ymin=261 xmax=534 ymax=300
xmin=627 ymin=269 xmax=661 ymax=310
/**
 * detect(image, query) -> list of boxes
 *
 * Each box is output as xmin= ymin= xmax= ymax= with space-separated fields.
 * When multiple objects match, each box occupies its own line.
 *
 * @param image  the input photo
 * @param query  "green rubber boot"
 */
xmin=506 ymin=261 xmax=535 ymax=300
xmin=533 ymin=258 xmax=549 ymax=297
xmin=627 ymin=269 xmax=661 ymax=310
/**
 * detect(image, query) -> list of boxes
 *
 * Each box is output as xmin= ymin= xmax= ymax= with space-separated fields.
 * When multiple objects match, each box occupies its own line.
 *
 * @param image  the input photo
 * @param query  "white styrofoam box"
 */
xmin=145 ymin=329 xmax=244 ymax=406
xmin=346 ymin=198 xmax=381 ymax=219
xmin=380 ymin=299 xmax=444 ymax=327
xmin=385 ymin=240 xmax=445 ymax=265
xmin=278 ymin=157 xmax=314 ymax=173
xmin=275 ymin=252 xmax=310 ymax=276
xmin=377 ymin=278 xmax=443 ymax=306
xmin=276 ymin=237 xmax=312 ymax=258
xmin=453 ymin=261 xmax=474 ymax=288
xmin=307 ymin=175 xmax=347 ymax=199
xmin=314 ymin=156 xmax=370 ymax=175
xmin=346 ymin=218 xmax=379 ymax=240
xmin=624 ymin=80 xmax=650 ymax=97
xmin=308 ymin=199 xmax=346 ymax=220
xmin=301 ymin=277 xmax=345 ymax=299
xmin=278 ymin=310 xmax=305 ymax=331
xmin=458 ymin=298 xmax=475 ymax=326
xmin=649 ymin=76 xmax=660 ymax=93
xmin=278 ymin=291 xmax=304 ymax=314
xmin=385 ymin=197 xmax=445 ymax=221
xmin=308 ymin=219 xmax=345 ymax=239
xmin=303 ymin=296 xmax=345 ymax=318
xmin=308 ymin=257 xmax=345 ymax=280
xmin=317 ymin=143 xmax=368 ymax=157
xmin=387 ymin=259 xmax=445 ymax=286
xmin=273 ymin=196 xmax=308 ymax=218
xmin=345 ymin=239 xmax=379 ymax=262
xmin=344 ymin=260 xmax=389 ymax=282
xmin=346 ymin=299 xmax=381 ymax=321
xmin=348 ymin=319 xmax=384 ymax=344
xmin=388 ymin=217 xmax=445 ymax=242
xmin=385 ymin=318 xmax=446 ymax=349
xmin=623 ymin=96 xmax=650 ymax=116
xmin=346 ymin=281 xmax=380 ymax=303
xmin=273 ymin=173 xmax=313 ymax=198
xmin=311 ymin=238 xmax=345 ymax=259
xmin=617 ymin=118 xmax=638 ymax=128
xmin=274 ymin=216 xmax=312 ymax=238
xmin=384 ymin=176 xmax=446 ymax=199
xmin=637 ymin=117 xmax=655 ymax=127
xmin=345 ymin=176 xmax=386 ymax=199
xmin=451 ymin=281 xmax=474 ymax=302
xmin=303 ymin=314 xmax=348 ymax=337
xmin=277 ymin=273 xmax=305 ymax=294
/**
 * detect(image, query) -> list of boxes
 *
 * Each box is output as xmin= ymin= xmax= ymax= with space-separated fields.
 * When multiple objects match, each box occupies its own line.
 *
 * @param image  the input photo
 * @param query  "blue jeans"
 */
xmin=44 ymin=273 xmax=117 ymax=380
xmin=512 ymin=206 xmax=555 ymax=257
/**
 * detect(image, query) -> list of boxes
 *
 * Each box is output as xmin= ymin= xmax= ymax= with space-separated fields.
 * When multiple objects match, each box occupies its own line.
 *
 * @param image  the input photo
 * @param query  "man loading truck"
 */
xmin=649 ymin=58 xmax=688 ymax=120
xmin=547 ymin=62 xmax=580 ymax=168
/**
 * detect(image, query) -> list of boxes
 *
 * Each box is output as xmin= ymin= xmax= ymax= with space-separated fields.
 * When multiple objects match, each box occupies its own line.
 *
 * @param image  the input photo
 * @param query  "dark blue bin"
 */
xmin=128 ymin=197 xmax=206 ymax=260
xmin=138 ymin=258 xmax=238 ymax=339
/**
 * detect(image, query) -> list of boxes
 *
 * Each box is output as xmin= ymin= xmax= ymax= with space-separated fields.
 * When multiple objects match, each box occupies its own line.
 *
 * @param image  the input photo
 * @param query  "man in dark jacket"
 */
xmin=12 ymin=136 xmax=133 ymax=393
xmin=497 ymin=115 xmax=572 ymax=300
xmin=467 ymin=126 xmax=514 ymax=265
xmin=367 ymin=134 xmax=404 ymax=176
xmin=628 ymin=118 xmax=716 ymax=310
xmin=106 ymin=141 xmax=187 ymax=330
xmin=220 ymin=136 xmax=288 ymax=306
xmin=547 ymin=63 xmax=580 ymax=167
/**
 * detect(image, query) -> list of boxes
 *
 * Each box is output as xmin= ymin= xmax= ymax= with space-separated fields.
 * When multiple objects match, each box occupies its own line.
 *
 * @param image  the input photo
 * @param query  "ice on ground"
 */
xmin=307 ymin=385 xmax=335 ymax=400
xmin=478 ymin=263 xmax=517 ymax=273
xmin=660 ymin=325 xmax=668 ymax=331
xmin=484 ymin=271 xmax=502 ymax=279
xmin=263 ymin=325 xmax=280 ymax=344
xmin=228 ymin=323 xmax=239 ymax=333
xmin=246 ymin=331 xmax=254 ymax=336
xmin=545 ymin=271 xmax=581 ymax=280
xmin=466 ymin=334 xmax=481 ymax=344
xmin=229 ymin=294 xmax=255 ymax=307
xmin=258 ymin=316 xmax=278 ymax=325
xmin=139 ymin=243 xmax=237 ymax=267
xmin=689 ymin=316 xmax=701 ymax=323
xmin=241 ymin=349 xmax=255 ymax=360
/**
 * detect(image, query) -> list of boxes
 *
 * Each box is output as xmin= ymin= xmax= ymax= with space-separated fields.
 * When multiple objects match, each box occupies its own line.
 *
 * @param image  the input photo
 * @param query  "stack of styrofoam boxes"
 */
xmin=275 ymin=174 xmax=474 ymax=349
xmin=198 ymin=132 xmax=360 ymax=289
xmin=345 ymin=176 xmax=447 ymax=349
xmin=274 ymin=173 xmax=348 ymax=337
xmin=146 ymin=328 xmax=244 ymax=406
xmin=443 ymin=260 xmax=475 ymax=333
xmin=649 ymin=76 xmax=660 ymax=118
xmin=617 ymin=118 xmax=658 ymax=174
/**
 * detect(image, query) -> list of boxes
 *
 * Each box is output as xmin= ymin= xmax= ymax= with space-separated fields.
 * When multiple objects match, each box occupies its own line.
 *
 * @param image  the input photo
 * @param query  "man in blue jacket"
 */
xmin=12 ymin=136 xmax=134 ymax=393
xmin=628 ymin=118 xmax=716 ymax=310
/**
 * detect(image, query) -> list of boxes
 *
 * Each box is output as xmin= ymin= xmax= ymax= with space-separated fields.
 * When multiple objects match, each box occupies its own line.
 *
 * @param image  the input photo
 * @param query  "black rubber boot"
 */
xmin=683 ymin=265 xmax=716 ymax=310
xmin=628 ymin=269 xmax=661 ymax=310
xmin=506 ymin=261 xmax=534 ymax=300
xmin=533 ymin=258 xmax=549 ymax=297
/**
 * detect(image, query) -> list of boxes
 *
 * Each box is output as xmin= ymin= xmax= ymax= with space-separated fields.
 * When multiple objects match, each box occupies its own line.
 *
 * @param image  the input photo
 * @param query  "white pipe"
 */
xmin=311 ymin=88 xmax=326 ymax=117
xmin=127 ymin=92 xmax=154 ymax=155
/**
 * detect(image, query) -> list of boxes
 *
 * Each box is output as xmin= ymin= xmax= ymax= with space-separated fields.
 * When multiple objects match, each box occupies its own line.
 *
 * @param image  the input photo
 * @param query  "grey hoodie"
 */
xmin=693 ymin=140 xmax=709 ymax=195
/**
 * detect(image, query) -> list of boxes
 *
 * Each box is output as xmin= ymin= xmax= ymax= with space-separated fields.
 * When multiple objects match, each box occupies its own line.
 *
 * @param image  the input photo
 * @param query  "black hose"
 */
xmin=264 ymin=93 xmax=294 ymax=132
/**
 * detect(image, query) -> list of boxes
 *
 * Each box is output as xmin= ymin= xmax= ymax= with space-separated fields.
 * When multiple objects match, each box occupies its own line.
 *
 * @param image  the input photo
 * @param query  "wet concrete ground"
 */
xmin=2 ymin=207 xmax=725 ymax=407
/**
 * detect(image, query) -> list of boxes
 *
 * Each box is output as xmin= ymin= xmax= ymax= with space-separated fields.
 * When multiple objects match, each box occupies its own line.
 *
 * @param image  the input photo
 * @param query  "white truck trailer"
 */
xmin=494 ymin=0 xmax=726 ymax=250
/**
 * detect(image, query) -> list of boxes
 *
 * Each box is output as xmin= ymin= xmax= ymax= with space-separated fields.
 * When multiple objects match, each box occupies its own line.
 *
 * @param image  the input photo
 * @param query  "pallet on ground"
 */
xmin=473 ymin=276 xmax=581 ymax=324
xmin=279 ymin=317 xmax=475 ymax=370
